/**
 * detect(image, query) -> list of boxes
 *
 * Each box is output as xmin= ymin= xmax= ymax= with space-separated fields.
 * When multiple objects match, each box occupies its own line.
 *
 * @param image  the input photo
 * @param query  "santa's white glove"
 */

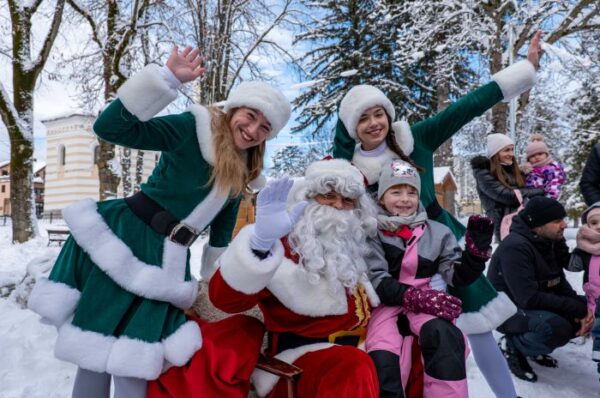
xmin=250 ymin=177 xmax=308 ymax=252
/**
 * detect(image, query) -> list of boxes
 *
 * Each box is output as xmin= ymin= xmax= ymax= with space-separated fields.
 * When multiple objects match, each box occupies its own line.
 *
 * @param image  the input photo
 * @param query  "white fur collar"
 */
xmin=266 ymin=257 xmax=380 ymax=317
xmin=187 ymin=104 xmax=215 ymax=165
xmin=352 ymin=145 xmax=396 ymax=185
xmin=267 ymin=258 xmax=348 ymax=316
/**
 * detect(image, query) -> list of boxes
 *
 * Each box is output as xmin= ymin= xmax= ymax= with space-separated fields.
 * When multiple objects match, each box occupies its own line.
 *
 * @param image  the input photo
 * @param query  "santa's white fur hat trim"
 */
xmin=339 ymin=85 xmax=395 ymax=140
xmin=303 ymin=158 xmax=365 ymax=199
xmin=224 ymin=81 xmax=291 ymax=140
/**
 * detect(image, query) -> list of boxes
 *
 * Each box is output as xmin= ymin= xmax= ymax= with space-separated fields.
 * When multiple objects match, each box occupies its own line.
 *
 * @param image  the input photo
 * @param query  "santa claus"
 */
xmin=209 ymin=158 xmax=385 ymax=397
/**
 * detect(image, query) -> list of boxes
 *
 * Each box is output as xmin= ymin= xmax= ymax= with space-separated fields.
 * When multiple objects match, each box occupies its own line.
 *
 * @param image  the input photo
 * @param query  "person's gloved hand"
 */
xmin=249 ymin=177 xmax=308 ymax=252
xmin=402 ymin=286 xmax=462 ymax=321
xmin=465 ymin=214 xmax=494 ymax=261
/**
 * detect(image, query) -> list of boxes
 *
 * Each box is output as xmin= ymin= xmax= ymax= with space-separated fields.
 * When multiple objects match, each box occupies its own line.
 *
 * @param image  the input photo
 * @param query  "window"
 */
xmin=1 ymin=185 xmax=4 ymax=193
xmin=1 ymin=170 xmax=7 ymax=176
xmin=58 ymin=144 xmax=66 ymax=166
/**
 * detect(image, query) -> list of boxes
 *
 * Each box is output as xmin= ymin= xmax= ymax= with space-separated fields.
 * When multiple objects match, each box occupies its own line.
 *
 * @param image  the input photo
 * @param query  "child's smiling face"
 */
xmin=380 ymin=184 xmax=419 ymax=217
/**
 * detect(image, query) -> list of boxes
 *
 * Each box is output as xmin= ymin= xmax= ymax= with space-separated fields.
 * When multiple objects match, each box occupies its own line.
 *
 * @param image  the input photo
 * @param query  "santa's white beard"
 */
xmin=288 ymin=201 xmax=374 ymax=295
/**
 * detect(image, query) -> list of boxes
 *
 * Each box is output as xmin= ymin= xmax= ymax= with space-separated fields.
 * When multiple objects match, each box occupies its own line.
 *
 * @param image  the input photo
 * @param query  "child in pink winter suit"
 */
xmin=523 ymin=134 xmax=566 ymax=200
xmin=569 ymin=202 xmax=600 ymax=378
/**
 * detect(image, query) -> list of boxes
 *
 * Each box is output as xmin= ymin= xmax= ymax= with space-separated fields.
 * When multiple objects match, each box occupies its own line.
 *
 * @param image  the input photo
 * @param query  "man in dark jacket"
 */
xmin=488 ymin=196 xmax=588 ymax=382
xmin=581 ymin=142 xmax=600 ymax=205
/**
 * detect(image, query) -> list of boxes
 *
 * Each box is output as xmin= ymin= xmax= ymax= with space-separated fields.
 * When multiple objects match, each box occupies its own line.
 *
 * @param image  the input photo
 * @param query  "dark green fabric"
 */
xmin=49 ymin=200 xmax=188 ymax=341
xmin=448 ymin=274 xmax=498 ymax=312
xmin=47 ymin=101 xmax=246 ymax=341
xmin=95 ymin=99 xmax=242 ymax=247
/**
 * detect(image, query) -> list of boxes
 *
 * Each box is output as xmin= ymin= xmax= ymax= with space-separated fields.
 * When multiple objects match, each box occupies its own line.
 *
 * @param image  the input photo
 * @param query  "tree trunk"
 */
xmin=8 ymin=125 xmax=35 ymax=242
xmin=97 ymin=140 xmax=120 ymax=199
xmin=433 ymin=82 xmax=452 ymax=167
xmin=488 ymin=16 xmax=508 ymax=134
xmin=120 ymin=147 xmax=132 ymax=197
xmin=134 ymin=150 xmax=145 ymax=193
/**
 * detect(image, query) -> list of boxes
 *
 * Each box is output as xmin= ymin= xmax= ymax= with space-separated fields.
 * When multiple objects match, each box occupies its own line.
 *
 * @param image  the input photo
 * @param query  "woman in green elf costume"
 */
xmin=28 ymin=46 xmax=291 ymax=398
xmin=332 ymin=32 xmax=543 ymax=398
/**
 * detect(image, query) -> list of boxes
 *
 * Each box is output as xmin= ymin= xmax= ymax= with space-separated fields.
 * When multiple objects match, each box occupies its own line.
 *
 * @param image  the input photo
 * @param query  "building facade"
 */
xmin=43 ymin=114 xmax=157 ymax=215
xmin=433 ymin=166 xmax=458 ymax=216
xmin=0 ymin=161 xmax=46 ymax=217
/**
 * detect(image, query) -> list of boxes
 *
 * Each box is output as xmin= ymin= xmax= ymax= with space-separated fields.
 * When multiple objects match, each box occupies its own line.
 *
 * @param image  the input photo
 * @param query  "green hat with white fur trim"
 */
xmin=224 ymin=81 xmax=291 ymax=140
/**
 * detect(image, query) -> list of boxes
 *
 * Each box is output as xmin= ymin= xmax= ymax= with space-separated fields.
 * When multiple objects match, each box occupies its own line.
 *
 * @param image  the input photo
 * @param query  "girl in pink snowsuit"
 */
xmin=365 ymin=160 xmax=494 ymax=398
xmin=569 ymin=202 xmax=600 ymax=375
xmin=522 ymin=134 xmax=566 ymax=200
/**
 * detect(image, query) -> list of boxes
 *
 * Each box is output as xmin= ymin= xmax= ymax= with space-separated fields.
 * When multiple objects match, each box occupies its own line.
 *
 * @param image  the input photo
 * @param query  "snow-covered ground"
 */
xmin=1 ymin=223 xmax=597 ymax=397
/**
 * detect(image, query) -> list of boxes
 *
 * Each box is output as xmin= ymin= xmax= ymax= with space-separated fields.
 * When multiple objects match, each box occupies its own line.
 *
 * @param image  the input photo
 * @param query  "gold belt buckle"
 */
xmin=328 ymin=328 xmax=366 ymax=345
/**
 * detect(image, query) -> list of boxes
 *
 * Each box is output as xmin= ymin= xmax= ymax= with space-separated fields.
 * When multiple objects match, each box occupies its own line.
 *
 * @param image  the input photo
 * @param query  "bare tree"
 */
xmin=64 ymin=0 xmax=166 ymax=199
xmin=479 ymin=0 xmax=599 ymax=133
xmin=173 ymin=0 xmax=305 ymax=104
xmin=0 ymin=0 xmax=66 ymax=242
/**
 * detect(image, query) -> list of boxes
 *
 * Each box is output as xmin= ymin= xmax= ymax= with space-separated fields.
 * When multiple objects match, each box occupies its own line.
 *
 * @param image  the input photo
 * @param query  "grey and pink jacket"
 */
xmin=367 ymin=219 xmax=485 ymax=304
xmin=525 ymin=160 xmax=566 ymax=200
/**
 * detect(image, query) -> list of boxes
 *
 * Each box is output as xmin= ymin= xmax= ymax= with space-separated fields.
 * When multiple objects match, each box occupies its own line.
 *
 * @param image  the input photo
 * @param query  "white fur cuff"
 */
xmin=456 ymin=292 xmax=517 ymax=334
xmin=28 ymin=278 xmax=81 ymax=327
xmin=117 ymin=64 xmax=178 ymax=121
xmin=218 ymin=225 xmax=284 ymax=294
xmin=492 ymin=60 xmax=537 ymax=102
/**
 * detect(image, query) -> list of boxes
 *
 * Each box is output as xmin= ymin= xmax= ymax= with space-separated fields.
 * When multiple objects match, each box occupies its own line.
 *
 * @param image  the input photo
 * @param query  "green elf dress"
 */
xmin=27 ymin=64 xmax=264 ymax=380
xmin=332 ymin=60 xmax=537 ymax=334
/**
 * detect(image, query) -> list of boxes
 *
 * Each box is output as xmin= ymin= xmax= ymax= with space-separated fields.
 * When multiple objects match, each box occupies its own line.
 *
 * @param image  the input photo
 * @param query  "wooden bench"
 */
xmin=46 ymin=228 xmax=70 ymax=246
xmin=255 ymin=354 xmax=302 ymax=398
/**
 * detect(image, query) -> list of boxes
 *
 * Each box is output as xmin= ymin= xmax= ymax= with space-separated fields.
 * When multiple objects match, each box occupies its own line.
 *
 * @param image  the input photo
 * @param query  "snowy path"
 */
xmin=1 ymin=225 xmax=597 ymax=397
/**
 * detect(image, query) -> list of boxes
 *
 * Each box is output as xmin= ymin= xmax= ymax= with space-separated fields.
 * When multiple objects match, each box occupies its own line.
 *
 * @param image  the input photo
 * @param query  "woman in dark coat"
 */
xmin=471 ymin=133 xmax=543 ymax=240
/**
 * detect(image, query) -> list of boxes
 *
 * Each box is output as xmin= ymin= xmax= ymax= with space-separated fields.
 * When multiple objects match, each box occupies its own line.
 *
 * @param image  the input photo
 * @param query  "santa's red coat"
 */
xmin=209 ymin=228 xmax=379 ymax=398
xmin=147 ymin=314 xmax=264 ymax=398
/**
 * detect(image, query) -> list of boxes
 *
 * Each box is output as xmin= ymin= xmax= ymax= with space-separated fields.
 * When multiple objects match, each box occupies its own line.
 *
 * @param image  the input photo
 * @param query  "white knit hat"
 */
xmin=486 ymin=133 xmax=514 ymax=158
xmin=339 ymin=85 xmax=395 ymax=140
xmin=223 ymin=81 xmax=291 ymax=140
xmin=302 ymin=158 xmax=366 ymax=199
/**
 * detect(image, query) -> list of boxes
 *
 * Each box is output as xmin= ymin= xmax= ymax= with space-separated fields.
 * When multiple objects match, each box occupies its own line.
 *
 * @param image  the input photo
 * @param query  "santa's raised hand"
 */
xmin=166 ymin=45 xmax=206 ymax=83
xmin=250 ymin=177 xmax=308 ymax=252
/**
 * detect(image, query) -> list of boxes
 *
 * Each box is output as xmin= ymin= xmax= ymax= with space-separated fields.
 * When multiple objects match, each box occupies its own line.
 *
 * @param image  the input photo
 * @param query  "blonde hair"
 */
xmin=208 ymin=107 xmax=265 ymax=197
xmin=490 ymin=153 xmax=525 ymax=188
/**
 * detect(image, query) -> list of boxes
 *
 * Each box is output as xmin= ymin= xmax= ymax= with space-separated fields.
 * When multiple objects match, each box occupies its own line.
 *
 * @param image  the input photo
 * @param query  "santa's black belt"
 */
xmin=270 ymin=331 xmax=361 ymax=353
xmin=124 ymin=191 xmax=200 ymax=247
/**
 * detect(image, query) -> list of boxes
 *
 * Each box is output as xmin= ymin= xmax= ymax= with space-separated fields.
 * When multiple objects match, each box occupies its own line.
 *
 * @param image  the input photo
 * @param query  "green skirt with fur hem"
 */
xmin=29 ymin=199 xmax=201 ymax=380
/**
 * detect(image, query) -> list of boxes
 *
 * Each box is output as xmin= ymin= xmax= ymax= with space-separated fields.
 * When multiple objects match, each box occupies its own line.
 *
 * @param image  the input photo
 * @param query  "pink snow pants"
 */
xmin=366 ymin=225 xmax=468 ymax=398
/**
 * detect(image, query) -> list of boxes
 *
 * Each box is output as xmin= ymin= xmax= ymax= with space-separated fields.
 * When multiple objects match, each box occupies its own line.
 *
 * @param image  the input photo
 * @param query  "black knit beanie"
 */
xmin=520 ymin=196 xmax=566 ymax=228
